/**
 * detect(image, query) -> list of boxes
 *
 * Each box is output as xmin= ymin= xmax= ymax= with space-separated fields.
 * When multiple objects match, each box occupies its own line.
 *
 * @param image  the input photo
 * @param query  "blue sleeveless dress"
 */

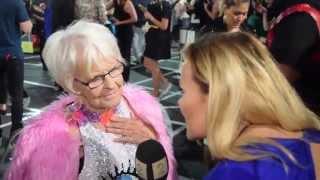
xmin=205 ymin=129 xmax=320 ymax=180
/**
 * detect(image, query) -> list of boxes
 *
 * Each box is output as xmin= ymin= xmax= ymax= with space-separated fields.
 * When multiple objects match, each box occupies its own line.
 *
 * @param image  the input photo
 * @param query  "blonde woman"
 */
xmin=178 ymin=32 xmax=320 ymax=179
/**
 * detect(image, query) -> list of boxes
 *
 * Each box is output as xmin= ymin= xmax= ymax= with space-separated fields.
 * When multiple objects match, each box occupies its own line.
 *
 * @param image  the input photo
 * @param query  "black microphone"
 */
xmin=135 ymin=139 xmax=169 ymax=180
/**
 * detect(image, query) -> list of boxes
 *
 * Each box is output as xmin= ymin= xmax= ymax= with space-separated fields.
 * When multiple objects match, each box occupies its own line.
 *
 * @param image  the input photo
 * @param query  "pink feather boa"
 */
xmin=5 ymin=84 xmax=177 ymax=180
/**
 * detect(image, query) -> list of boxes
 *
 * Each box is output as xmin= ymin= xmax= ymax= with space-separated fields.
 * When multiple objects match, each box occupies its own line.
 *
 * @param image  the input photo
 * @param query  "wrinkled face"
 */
xmin=224 ymin=2 xmax=250 ymax=31
xmin=178 ymin=61 xmax=208 ymax=140
xmin=74 ymin=56 xmax=124 ymax=112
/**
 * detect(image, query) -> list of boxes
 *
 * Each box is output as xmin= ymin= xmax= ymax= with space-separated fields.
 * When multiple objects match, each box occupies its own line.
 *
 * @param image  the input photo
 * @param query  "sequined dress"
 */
xmin=76 ymin=99 xmax=138 ymax=180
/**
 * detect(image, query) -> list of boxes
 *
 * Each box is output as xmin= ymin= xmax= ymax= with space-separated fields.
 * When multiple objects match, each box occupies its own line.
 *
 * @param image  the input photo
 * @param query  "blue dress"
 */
xmin=205 ymin=129 xmax=320 ymax=180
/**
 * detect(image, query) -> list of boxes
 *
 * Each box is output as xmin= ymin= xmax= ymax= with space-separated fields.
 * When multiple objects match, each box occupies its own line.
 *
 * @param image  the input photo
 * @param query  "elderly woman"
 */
xmin=5 ymin=20 xmax=176 ymax=180
xmin=179 ymin=32 xmax=320 ymax=179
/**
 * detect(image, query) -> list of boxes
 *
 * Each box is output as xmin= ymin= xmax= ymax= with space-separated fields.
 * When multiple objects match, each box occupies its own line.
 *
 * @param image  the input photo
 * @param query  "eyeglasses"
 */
xmin=75 ymin=63 xmax=124 ymax=89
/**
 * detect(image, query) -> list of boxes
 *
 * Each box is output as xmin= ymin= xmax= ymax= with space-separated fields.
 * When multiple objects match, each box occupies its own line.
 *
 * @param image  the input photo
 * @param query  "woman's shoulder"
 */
xmin=24 ymin=95 xmax=75 ymax=129
xmin=7 ymin=99 xmax=81 ymax=180
xmin=204 ymin=160 xmax=257 ymax=180
xmin=12 ymin=95 xmax=80 ymax=161
xmin=123 ymin=84 xmax=162 ymax=112
xmin=123 ymin=84 xmax=167 ymax=127
xmin=204 ymin=157 xmax=289 ymax=180
xmin=123 ymin=84 xmax=158 ymax=103
xmin=205 ymin=132 xmax=320 ymax=180
xmin=303 ymin=129 xmax=320 ymax=143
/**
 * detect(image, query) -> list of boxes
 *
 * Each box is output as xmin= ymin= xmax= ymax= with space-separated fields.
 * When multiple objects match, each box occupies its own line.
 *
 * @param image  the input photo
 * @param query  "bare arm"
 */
xmin=20 ymin=20 xmax=33 ymax=34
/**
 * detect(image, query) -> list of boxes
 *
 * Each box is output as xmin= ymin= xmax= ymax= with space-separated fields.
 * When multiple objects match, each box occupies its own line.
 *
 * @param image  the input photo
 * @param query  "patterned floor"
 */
xmin=0 ymin=47 xmax=208 ymax=179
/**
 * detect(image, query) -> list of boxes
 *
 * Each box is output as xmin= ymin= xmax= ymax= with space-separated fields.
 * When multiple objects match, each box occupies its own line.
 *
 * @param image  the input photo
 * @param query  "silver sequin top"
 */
xmin=78 ymin=99 xmax=138 ymax=180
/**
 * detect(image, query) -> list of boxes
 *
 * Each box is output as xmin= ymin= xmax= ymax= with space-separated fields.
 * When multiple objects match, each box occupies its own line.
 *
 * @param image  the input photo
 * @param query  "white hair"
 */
xmin=42 ymin=20 xmax=123 ymax=93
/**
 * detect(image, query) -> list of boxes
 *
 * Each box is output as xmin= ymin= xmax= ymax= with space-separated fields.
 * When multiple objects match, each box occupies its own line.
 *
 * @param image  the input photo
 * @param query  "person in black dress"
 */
xmin=112 ymin=0 xmax=137 ymax=82
xmin=143 ymin=0 xmax=172 ymax=97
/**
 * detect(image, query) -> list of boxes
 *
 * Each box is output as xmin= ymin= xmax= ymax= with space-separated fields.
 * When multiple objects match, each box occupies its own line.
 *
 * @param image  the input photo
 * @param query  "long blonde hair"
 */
xmin=183 ymin=32 xmax=320 ymax=161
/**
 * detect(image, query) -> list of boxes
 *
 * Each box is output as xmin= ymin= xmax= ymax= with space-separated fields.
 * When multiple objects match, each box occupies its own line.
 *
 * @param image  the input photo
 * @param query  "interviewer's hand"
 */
xmin=105 ymin=115 xmax=157 ymax=144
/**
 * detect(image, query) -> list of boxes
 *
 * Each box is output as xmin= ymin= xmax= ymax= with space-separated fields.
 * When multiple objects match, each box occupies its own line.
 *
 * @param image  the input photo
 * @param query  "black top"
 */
xmin=147 ymin=0 xmax=171 ymax=32
xmin=269 ymin=11 xmax=320 ymax=111
xmin=113 ymin=0 xmax=131 ymax=23
xmin=192 ymin=0 xmax=212 ymax=28
xmin=143 ymin=0 xmax=171 ymax=60
xmin=51 ymin=0 xmax=75 ymax=32
xmin=199 ymin=16 xmax=251 ymax=35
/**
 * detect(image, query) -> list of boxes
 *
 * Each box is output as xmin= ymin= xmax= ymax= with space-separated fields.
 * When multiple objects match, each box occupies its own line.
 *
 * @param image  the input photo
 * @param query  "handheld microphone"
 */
xmin=135 ymin=139 xmax=168 ymax=180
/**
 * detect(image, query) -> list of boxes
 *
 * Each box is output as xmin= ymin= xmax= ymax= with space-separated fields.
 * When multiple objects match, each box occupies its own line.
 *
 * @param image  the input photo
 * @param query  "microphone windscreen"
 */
xmin=135 ymin=139 xmax=168 ymax=180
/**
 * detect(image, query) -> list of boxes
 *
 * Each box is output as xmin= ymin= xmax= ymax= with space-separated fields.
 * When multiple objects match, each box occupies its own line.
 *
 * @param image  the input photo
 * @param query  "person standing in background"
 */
xmin=188 ymin=0 xmax=217 ymax=29
xmin=112 ymin=0 xmax=138 ymax=82
xmin=31 ymin=0 xmax=48 ymax=71
xmin=51 ymin=0 xmax=75 ymax=32
xmin=131 ymin=0 xmax=150 ymax=64
xmin=200 ymin=0 xmax=251 ymax=34
xmin=247 ymin=0 xmax=269 ymax=41
xmin=179 ymin=32 xmax=320 ymax=179
xmin=267 ymin=0 xmax=320 ymax=115
xmin=143 ymin=0 xmax=173 ymax=97
xmin=0 ymin=0 xmax=32 ymax=137
xmin=75 ymin=0 xmax=110 ymax=24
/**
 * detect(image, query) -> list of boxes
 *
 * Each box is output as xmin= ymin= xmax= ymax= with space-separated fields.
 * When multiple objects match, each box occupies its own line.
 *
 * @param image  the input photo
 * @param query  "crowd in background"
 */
xmin=0 ymin=0 xmax=320 ymax=179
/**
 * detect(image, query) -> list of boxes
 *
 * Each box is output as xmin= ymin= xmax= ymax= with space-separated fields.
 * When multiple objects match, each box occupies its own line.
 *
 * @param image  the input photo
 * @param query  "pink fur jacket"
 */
xmin=5 ymin=84 xmax=176 ymax=180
